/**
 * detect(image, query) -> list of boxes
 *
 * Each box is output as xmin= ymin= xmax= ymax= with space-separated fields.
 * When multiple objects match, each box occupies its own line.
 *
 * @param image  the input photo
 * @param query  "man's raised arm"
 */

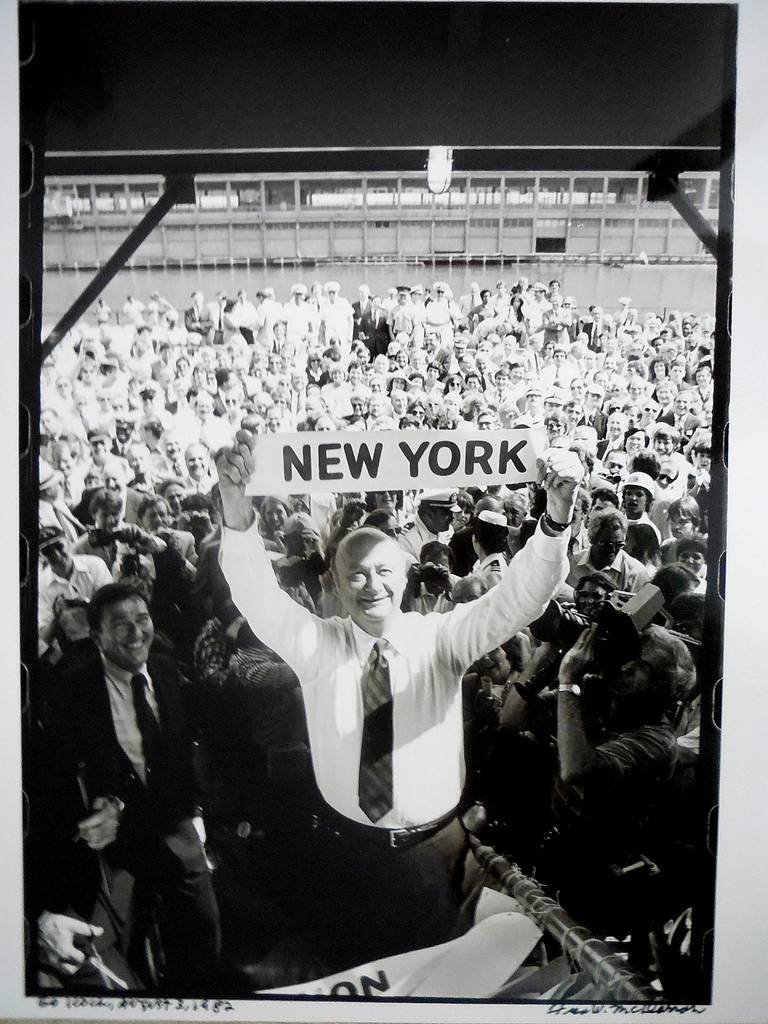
xmin=215 ymin=431 xmax=327 ymax=674
xmin=438 ymin=447 xmax=582 ymax=672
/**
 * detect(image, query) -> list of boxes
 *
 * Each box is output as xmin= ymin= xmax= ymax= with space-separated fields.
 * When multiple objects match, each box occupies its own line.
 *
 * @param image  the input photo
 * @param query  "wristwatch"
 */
xmin=558 ymin=683 xmax=582 ymax=697
xmin=542 ymin=512 xmax=572 ymax=533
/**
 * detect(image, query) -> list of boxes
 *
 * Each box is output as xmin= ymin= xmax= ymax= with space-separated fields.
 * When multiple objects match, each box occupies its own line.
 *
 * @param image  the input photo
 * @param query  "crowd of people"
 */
xmin=31 ymin=274 xmax=716 ymax=997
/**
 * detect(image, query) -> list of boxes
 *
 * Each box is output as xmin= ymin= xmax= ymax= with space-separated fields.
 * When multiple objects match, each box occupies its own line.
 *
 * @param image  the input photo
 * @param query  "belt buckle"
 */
xmin=390 ymin=827 xmax=413 ymax=850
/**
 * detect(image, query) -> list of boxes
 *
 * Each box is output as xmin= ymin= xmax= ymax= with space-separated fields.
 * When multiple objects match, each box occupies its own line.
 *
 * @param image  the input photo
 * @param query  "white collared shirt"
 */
xmin=472 ymin=551 xmax=509 ymax=588
xmin=220 ymin=519 xmax=568 ymax=828
xmin=567 ymin=547 xmax=651 ymax=593
xmin=102 ymin=655 xmax=159 ymax=785
xmin=38 ymin=554 xmax=112 ymax=646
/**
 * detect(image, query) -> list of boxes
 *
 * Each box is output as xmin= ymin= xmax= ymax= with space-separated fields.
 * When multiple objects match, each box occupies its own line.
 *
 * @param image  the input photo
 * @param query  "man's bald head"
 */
xmin=332 ymin=528 xmax=408 ymax=637
xmin=334 ymin=527 xmax=405 ymax=574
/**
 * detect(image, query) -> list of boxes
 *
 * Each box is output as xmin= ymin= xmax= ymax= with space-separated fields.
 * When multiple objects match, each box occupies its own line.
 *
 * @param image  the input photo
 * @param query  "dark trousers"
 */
xmin=131 ymin=818 xmax=221 ymax=992
xmin=298 ymin=813 xmax=484 ymax=977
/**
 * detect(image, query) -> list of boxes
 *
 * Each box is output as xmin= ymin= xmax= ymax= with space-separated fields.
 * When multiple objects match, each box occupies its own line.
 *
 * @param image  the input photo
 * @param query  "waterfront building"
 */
xmin=43 ymin=171 xmax=719 ymax=270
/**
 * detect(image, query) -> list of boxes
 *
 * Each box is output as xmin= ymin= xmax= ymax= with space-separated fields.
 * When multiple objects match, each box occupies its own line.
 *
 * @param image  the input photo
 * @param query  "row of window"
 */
xmin=227 ymin=219 xmax=717 ymax=234
xmin=44 ymin=174 xmax=719 ymax=218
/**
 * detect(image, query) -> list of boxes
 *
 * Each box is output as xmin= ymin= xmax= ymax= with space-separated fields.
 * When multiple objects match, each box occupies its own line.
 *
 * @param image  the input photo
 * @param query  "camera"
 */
xmin=414 ymin=563 xmax=450 ymax=586
xmin=530 ymin=584 xmax=665 ymax=672
xmin=89 ymin=528 xmax=121 ymax=547
xmin=89 ymin=525 xmax=153 ymax=550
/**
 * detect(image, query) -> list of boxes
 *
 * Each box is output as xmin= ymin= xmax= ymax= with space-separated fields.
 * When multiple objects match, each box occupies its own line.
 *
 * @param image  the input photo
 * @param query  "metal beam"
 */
xmin=41 ymin=175 xmax=196 ymax=360
xmin=468 ymin=835 xmax=659 ymax=1002
xmin=648 ymin=171 xmax=719 ymax=258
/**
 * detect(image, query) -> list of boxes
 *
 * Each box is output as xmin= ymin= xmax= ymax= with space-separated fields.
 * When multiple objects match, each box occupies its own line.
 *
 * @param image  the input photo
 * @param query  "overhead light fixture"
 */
xmin=426 ymin=146 xmax=453 ymax=195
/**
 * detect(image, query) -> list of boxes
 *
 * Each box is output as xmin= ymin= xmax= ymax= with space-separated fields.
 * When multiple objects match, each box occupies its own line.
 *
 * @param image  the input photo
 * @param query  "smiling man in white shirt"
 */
xmin=215 ymin=429 xmax=580 ymax=977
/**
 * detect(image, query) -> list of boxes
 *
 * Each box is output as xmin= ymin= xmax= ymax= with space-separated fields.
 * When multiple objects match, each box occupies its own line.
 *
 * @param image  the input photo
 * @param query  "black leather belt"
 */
xmin=311 ymin=803 xmax=458 ymax=851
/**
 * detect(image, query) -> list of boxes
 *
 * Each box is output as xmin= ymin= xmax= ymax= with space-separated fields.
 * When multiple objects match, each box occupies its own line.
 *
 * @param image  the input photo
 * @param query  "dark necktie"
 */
xmin=358 ymin=639 xmax=394 ymax=823
xmin=131 ymin=673 xmax=161 ymax=784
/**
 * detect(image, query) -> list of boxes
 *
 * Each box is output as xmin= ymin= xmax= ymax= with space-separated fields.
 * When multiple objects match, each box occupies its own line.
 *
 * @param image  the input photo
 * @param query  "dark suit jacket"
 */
xmin=352 ymin=300 xmax=375 ymax=344
xmin=579 ymin=410 xmax=607 ymax=440
xmin=368 ymin=310 xmax=391 ymax=357
xmin=184 ymin=305 xmax=213 ymax=337
xmin=29 ymin=648 xmax=203 ymax=919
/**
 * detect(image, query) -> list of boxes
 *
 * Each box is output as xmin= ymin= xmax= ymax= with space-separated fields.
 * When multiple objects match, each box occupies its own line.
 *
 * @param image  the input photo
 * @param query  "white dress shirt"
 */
xmin=102 ymin=656 xmax=159 ymax=785
xmin=220 ymin=519 xmax=568 ymax=828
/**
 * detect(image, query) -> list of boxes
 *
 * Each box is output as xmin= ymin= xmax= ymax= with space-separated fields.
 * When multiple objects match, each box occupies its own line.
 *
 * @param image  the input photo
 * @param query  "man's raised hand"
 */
xmin=215 ymin=429 xmax=259 ymax=531
xmin=537 ymin=446 xmax=582 ymax=526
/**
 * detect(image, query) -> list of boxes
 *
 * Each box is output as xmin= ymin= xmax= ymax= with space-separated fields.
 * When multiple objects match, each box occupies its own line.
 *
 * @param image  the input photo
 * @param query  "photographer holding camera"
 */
xmin=71 ymin=489 xmax=167 ymax=579
xmin=402 ymin=540 xmax=457 ymax=614
xmin=542 ymin=621 xmax=693 ymax=934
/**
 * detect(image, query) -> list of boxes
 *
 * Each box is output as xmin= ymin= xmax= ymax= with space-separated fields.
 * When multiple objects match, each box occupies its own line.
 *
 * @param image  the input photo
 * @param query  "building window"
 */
xmin=605 ymin=178 xmax=639 ymax=205
xmin=505 ymin=178 xmax=535 ymax=206
xmin=433 ymin=178 xmax=468 ymax=209
xmin=537 ymin=177 xmax=570 ymax=206
xmin=504 ymin=218 xmax=533 ymax=228
xmin=535 ymin=236 xmax=566 ymax=254
xmin=197 ymin=186 xmax=229 ymax=211
xmin=265 ymin=222 xmax=296 ymax=232
xmin=470 ymin=219 xmax=498 ymax=228
xmin=680 ymin=178 xmax=707 ymax=208
xmin=72 ymin=184 xmax=93 ymax=215
xmin=604 ymin=218 xmax=633 ymax=228
xmin=572 ymin=178 xmax=605 ymax=205
xmin=265 ymin=181 xmax=296 ymax=212
xmin=639 ymin=218 xmax=668 ymax=228
xmin=708 ymin=177 xmax=720 ymax=210
xmin=128 ymin=181 xmax=162 ymax=212
xmin=469 ymin=178 xmax=501 ymax=206
xmin=44 ymin=184 xmax=84 ymax=218
xmin=400 ymin=179 xmax=433 ymax=208
xmin=300 ymin=179 xmax=364 ymax=210
xmin=94 ymin=183 xmax=128 ymax=213
xmin=536 ymin=218 xmax=568 ymax=229
xmin=366 ymin=180 xmax=399 ymax=208
xmin=231 ymin=182 xmax=262 ymax=211
xmin=371 ymin=221 xmax=392 ymax=228
xmin=300 ymin=222 xmax=328 ymax=231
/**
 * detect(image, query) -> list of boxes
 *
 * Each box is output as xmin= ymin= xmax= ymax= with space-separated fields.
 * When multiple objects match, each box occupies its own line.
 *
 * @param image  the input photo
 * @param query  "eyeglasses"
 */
xmin=657 ymin=473 xmax=677 ymax=483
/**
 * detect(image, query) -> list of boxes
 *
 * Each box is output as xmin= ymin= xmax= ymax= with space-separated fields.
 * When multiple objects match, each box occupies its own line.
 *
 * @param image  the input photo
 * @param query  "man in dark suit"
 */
xmin=368 ymin=296 xmax=392 ymax=358
xmin=29 ymin=583 xmax=220 ymax=992
xmin=580 ymin=384 xmax=608 ymax=439
xmin=183 ymin=290 xmax=213 ymax=340
xmin=352 ymin=284 xmax=375 ymax=348
xmin=663 ymin=391 xmax=702 ymax=448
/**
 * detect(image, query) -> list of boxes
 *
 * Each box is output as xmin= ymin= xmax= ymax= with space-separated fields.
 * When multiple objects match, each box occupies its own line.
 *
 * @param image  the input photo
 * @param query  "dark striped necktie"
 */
xmin=358 ymin=639 xmax=394 ymax=823
xmin=131 ymin=673 xmax=161 ymax=785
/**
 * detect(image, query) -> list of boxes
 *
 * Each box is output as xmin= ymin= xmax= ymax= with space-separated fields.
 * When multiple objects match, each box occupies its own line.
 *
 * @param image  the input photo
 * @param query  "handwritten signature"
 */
xmin=547 ymin=1006 xmax=707 ymax=1016
xmin=37 ymin=996 xmax=234 ymax=1012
